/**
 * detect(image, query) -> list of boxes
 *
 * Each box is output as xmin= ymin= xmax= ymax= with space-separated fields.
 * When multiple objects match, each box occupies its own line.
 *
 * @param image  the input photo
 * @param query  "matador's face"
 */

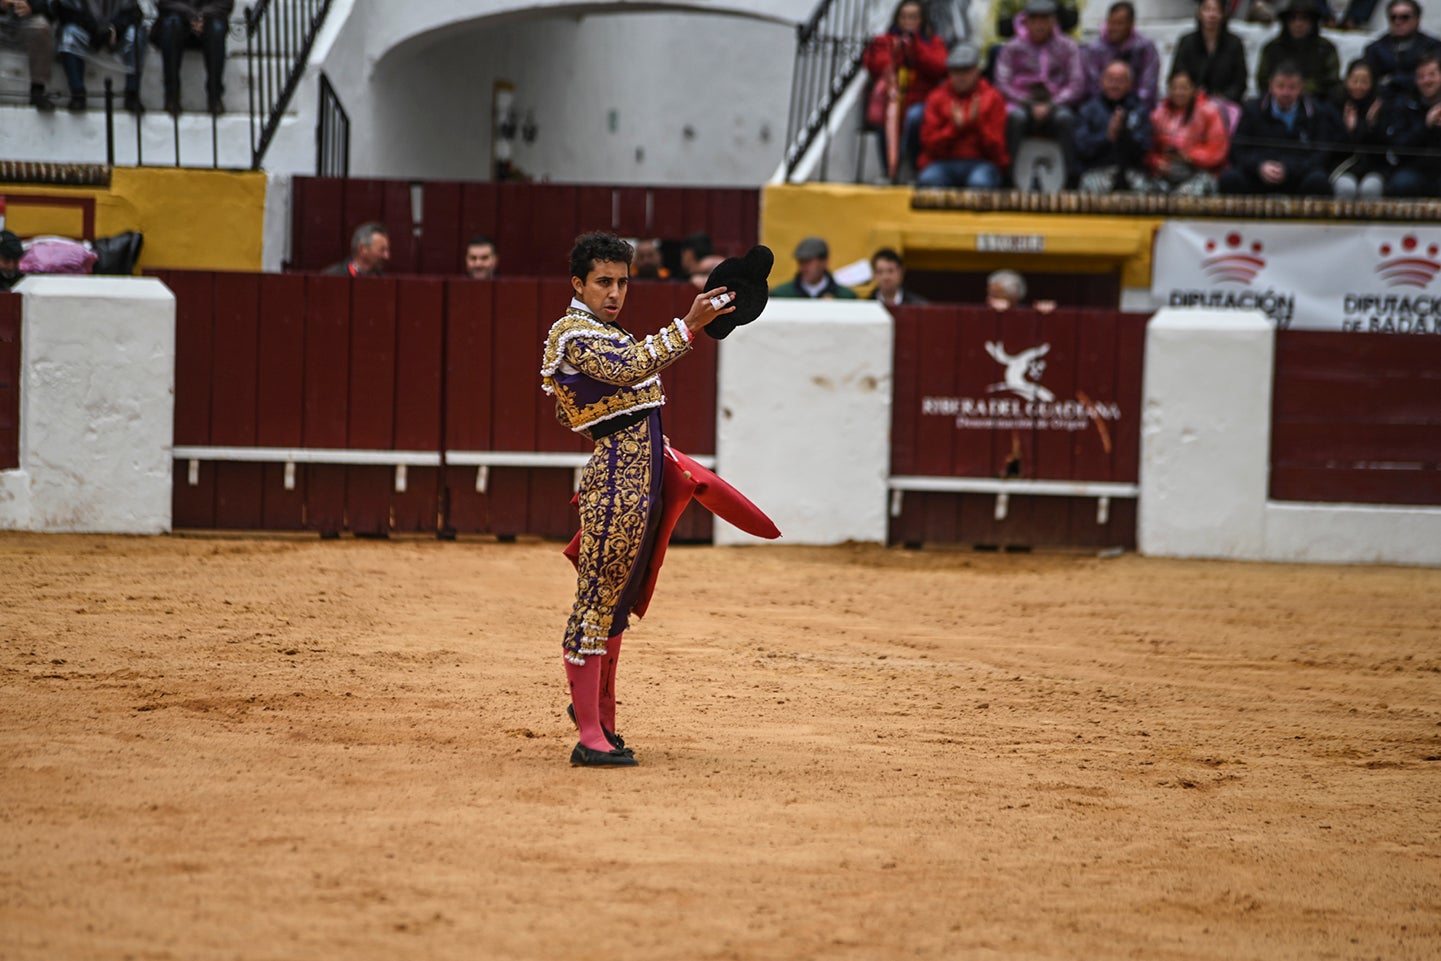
xmin=573 ymin=260 xmax=629 ymax=322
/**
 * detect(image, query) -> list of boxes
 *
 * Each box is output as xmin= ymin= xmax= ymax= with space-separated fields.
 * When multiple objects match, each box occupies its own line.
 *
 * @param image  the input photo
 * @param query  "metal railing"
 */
xmin=316 ymin=73 xmax=350 ymax=177
xmin=246 ymin=0 xmax=334 ymax=171
xmin=782 ymin=0 xmax=876 ymax=181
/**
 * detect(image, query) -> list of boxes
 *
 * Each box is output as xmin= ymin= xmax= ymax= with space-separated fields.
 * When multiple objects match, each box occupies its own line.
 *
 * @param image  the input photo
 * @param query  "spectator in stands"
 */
xmin=1145 ymin=67 xmax=1231 ymax=195
xmin=771 ymin=236 xmax=857 ymax=299
xmin=629 ymin=238 xmax=669 ymax=279
xmin=1362 ymin=0 xmax=1441 ymax=96
xmin=323 ymin=223 xmax=390 ymax=277
xmin=677 ymin=232 xmax=723 ymax=288
xmin=1075 ymin=60 xmax=1155 ymax=192
xmin=464 ymin=234 xmax=498 ymax=279
xmin=1221 ymin=61 xmax=1338 ymax=194
xmin=0 ymin=0 xmax=57 ymax=112
xmin=1082 ymin=2 xmax=1162 ymax=111
xmin=869 ymin=247 xmax=929 ymax=306
xmin=1383 ymin=52 xmax=1441 ymax=195
xmin=992 ymin=0 xmax=1080 ymax=42
xmin=1257 ymin=0 xmax=1342 ymax=101
xmin=995 ymin=0 xmax=1087 ymax=185
xmin=0 ymin=230 xmax=24 ymax=291
xmin=53 ymin=0 xmax=147 ymax=113
xmin=1169 ymin=0 xmax=1250 ymax=107
xmin=153 ymin=1 xmax=233 ymax=115
xmin=1329 ymin=59 xmax=1390 ymax=197
xmin=916 ymin=43 xmax=1009 ymax=188
xmin=864 ymin=0 xmax=950 ymax=178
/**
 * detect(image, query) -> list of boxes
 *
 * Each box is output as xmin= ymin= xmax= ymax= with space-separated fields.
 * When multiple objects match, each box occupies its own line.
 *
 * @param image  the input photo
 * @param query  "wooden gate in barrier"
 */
xmin=1271 ymin=331 xmax=1441 ymax=506
xmin=160 ymin=270 xmax=718 ymax=539
xmin=888 ymin=305 xmax=1148 ymax=549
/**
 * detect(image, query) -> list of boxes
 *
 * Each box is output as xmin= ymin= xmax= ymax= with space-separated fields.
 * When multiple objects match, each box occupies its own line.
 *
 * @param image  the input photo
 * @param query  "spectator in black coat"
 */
xmin=52 ymin=0 xmax=147 ymax=112
xmin=1363 ymin=0 xmax=1441 ymax=97
xmin=1385 ymin=53 xmax=1441 ymax=195
xmin=1074 ymin=60 xmax=1155 ymax=191
xmin=1330 ymin=59 xmax=1390 ymax=198
xmin=0 ymin=0 xmax=56 ymax=111
xmin=152 ymin=1 xmax=234 ymax=115
xmin=1220 ymin=61 xmax=1338 ymax=194
xmin=1170 ymin=0 xmax=1250 ymax=105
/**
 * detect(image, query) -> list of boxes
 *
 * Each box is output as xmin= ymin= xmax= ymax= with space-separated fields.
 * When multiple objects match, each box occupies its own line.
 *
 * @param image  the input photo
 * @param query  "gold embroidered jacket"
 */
xmin=539 ymin=306 xmax=693 ymax=434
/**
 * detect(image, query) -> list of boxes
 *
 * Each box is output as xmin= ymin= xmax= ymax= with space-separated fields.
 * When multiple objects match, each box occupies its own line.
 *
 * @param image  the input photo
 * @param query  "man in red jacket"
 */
xmin=916 ymin=44 xmax=1010 ymax=188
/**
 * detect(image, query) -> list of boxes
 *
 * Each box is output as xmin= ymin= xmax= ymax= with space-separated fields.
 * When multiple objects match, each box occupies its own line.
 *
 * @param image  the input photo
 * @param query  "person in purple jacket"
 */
xmin=1082 ymin=1 xmax=1162 ymax=111
xmin=995 ymin=0 xmax=1087 ymax=184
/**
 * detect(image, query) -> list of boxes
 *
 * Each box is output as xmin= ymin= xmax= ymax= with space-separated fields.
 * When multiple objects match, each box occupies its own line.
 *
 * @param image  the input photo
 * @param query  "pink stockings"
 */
xmin=565 ymin=633 xmax=624 ymax=752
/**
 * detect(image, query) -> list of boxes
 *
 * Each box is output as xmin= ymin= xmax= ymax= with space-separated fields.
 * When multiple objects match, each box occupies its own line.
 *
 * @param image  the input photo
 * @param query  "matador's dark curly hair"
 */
xmin=569 ymin=231 xmax=634 ymax=281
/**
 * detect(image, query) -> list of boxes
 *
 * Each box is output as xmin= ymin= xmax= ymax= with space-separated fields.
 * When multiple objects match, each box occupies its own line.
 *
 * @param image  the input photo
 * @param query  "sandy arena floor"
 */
xmin=1 ymin=532 xmax=1438 ymax=961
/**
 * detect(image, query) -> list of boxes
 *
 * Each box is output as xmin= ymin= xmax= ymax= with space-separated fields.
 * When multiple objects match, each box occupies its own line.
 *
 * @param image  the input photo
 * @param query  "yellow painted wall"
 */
xmin=0 ymin=167 xmax=266 ymax=272
xmin=761 ymin=183 xmax=1163 ymax=293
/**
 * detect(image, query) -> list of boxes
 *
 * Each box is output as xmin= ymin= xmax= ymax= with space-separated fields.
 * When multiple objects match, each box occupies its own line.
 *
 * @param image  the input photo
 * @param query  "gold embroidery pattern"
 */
xmin=563 ymin=417 xmax=656 ymax=664
xmin=540 ymin=308 xmax=691 ymax=432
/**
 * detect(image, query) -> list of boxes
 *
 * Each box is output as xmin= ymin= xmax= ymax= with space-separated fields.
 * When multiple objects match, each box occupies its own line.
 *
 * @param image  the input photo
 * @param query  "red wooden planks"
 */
xmin=169 ymin=271 xmax=216 ymax=446
xmin=420 ymin=181 xmax=464 ymax=276
xmin=488 ymin=279 xmax=545 ymax=534
xmin=301 ymin=276 xmax=351 ymax=533
xmin=256 ymin=274 xmax=307 ymax=448
xmin=291 ymin=177 xmax=346 ymax=271
xmin=613 ymin=187 xmax=648 ymax=237
xmin=1271 ymin=329 xmax=1441 ymax=505
xmin=346 ymin=278 xmax=399 ymax=535
xmin=209 ymin=273 xmax=262 ymax=447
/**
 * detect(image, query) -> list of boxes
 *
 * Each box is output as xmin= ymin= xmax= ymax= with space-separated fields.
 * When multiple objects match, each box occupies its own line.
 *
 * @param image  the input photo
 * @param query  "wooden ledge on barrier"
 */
xmin=171 ymin=445 xmax=718 ymax=497
xmin=888 ymin=476 xmax=1140 ymax=525
xmin=910 ymin=188 xmax=1441 ymax=223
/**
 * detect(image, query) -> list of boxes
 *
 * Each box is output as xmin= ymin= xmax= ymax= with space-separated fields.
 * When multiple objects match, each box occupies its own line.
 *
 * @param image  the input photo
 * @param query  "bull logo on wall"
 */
xmin=984 ymin=341 xmax=1055 ymax=403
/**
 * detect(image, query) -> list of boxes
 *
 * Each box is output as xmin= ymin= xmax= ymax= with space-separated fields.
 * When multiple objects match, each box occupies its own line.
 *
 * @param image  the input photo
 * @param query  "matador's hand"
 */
xmin=682 ymin=286 xmax=736 ymax=334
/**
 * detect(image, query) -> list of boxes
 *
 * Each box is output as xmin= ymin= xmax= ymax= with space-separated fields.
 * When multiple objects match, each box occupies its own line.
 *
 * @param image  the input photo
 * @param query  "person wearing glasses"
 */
xmin=1363 ymin=0 xmax=1441 ymax=96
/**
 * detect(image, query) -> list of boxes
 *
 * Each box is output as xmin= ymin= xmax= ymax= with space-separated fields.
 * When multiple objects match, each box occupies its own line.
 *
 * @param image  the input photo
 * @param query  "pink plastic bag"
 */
xmin=19 ymin=238 xmax=98 ymax=275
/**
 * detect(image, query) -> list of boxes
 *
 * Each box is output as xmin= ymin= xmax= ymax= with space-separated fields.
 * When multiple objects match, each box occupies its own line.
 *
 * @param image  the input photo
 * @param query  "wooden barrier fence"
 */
xmin=289 ymin=179 xmax=761 ymax=277
xmin=1271 ymin=330 xmax=1441 ymax=506
xmin=887 ymin=305 xmax=1148 ymax=549
xmin=157 ymin=270 xmax=718 ymax=539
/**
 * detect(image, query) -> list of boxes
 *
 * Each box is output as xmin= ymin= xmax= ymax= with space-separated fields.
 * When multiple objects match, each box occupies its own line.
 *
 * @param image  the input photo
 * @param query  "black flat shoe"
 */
xmin=569 ymin=742 xmax=638 ymax=767
xmin=566 ymin=703 xmax=629 ymax=753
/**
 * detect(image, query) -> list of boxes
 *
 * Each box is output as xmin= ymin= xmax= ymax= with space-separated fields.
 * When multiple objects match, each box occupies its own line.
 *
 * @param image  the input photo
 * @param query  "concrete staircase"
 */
xmin=0 ymin=18 xmax=298 ymax=170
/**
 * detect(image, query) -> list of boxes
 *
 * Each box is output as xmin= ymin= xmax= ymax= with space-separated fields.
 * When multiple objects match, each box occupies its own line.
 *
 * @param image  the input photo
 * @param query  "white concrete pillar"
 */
xmin=1137 ymin=308 xmax=1273 ymax=560
xmin=713 ymin=299 xmax=893 ymax=546
xmin=0 ymin=277 xmax=175 ymax=533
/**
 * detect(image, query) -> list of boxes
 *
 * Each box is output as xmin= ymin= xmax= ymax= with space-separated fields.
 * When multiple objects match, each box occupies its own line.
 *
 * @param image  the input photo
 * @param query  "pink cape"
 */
xmin=562 ymin=446 xmax=780 ymax=619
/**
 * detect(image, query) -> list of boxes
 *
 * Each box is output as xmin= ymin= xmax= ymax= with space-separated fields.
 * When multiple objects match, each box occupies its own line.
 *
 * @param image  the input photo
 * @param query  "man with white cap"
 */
xmin=995 ymin=0 xmax=1086 ymax=185
xmin=770 ymin=236 xmax=858 ymax=299
xmin=916 ymin=43 xmax=1009 ymax=188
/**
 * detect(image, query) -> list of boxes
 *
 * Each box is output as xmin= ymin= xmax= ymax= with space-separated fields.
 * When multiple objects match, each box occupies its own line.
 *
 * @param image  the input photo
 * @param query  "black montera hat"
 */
xmin=702 ymin=245 xmax=774 ymax=340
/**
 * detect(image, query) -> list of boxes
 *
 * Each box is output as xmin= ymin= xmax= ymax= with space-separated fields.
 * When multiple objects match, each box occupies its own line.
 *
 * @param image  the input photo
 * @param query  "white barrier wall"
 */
xmin=1138 ymin=308 xmax=1441 ymax=567
xmin=714 ymin=299 xmax=893 ymax=546
xmin=0 ymin=277 xmax=175 ymax=534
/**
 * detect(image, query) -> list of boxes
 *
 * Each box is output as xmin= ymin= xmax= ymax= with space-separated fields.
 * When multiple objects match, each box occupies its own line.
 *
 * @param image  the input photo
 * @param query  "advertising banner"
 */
xmin=1153 ymin=221 xmax=1441 ymax=334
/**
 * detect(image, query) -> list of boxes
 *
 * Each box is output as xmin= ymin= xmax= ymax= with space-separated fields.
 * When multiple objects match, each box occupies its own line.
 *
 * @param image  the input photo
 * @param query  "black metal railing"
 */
xmin=316 ymin=73 xmax=350 ymax=177
xmin=782 ymin=0 xmax=876 ymax=181
xmin=246 ymin=0 xmax=334 ymax=171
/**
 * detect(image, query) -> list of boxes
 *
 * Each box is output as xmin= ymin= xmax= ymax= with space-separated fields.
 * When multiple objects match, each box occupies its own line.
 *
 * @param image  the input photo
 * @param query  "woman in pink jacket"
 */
xmin=1145 ymin=67 xmax=1231 ymax=195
